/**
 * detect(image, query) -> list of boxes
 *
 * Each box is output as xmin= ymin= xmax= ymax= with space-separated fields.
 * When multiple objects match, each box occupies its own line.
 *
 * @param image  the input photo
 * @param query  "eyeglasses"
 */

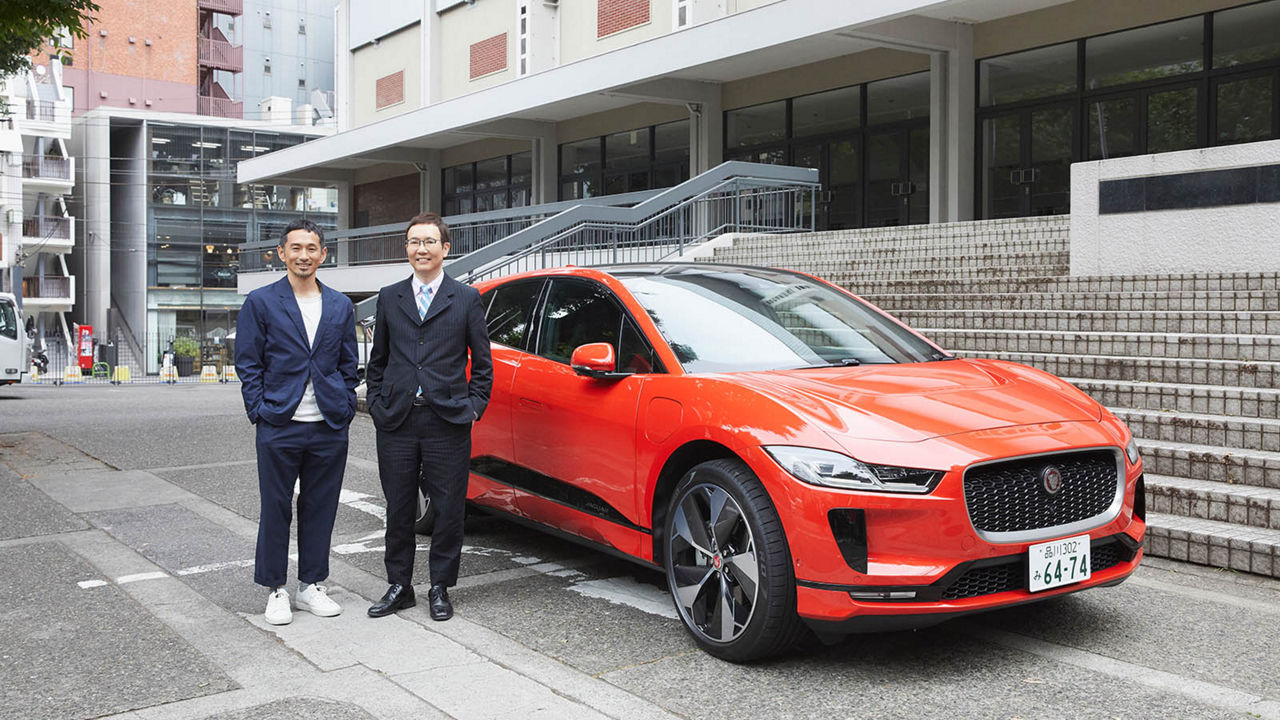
xmin=405 ymin=238 xmax=444 ymax=248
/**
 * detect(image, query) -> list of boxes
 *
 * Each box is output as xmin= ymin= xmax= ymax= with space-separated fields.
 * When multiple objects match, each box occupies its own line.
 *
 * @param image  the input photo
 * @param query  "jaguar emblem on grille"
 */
xmin=1040 ymin=465 xmax=1063 ymax=495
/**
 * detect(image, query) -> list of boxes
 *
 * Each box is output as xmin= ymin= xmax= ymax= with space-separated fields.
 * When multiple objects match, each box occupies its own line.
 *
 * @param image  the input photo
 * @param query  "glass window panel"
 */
xmin=485 ymin=280 xmax=542 ymax=351
xmin=605 ymin=128 xmax=651 ymax=171
xmin=604 ymin=173 xmax=627 ymax=195
xmin=475 ymin=157 xmax=506 ymax=189
xmin=1030 ymin=106 xmax=1074 ymax=216
xmin=560 ymin=138 xmax=602 ymax=175
xmin=866 ymin=72 xmax=930 ymax=125
xmin=443 ymin=166 xmax=459 ymax=194
xmin=1216 ymin=75 xmax=1274 ymax=144
xmin=1147 ymin=86 xmax=1199 ymax=153
xmin=537 ymin=280 xmax=622 ymax=364
xmin=1089 ymin=96 xmax=1138 ymax=159
xmin=725 ymin=101 xmax=785 ymax=148
xmin=979 ymin=42 xmax=1077 ymax=106
xmin=510 ymin=151 xmax=532 ymax=185
xmin=490 ymin=190 xmax=509 ymax=210
xmin=150 ymin=124 xmax=201 ymax=175
xmin=454 ymin=164 xmax=474 ymax=193
xmin=792 ymin=86 xmax=861 ymax=136
xmin=653 ymin=164 xmax=685 ymax=189
xmin=654 ymin=119 xmax=689 ymax=165
xmin=510 ymin=185 xmax=530 ymax=208
xmin=1213 ymin=1 xmax=1280 ymax=68
xmin=983 ymin=114 xmax=1023 ymax=219
xmin=830 ymin=139 xmax=860 ymax=187
xmin=560 ymin=181 xmax=580 ymax=201
xmin=1085 ymin=17 xmax=1203 ymax=88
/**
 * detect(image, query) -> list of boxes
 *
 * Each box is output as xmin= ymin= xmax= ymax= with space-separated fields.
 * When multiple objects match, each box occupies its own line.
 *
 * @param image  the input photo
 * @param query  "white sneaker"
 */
xmin=264 ymin=588 xmax=292 ymax=625
xmin=296 ymin=583 xmax=342 ymax=617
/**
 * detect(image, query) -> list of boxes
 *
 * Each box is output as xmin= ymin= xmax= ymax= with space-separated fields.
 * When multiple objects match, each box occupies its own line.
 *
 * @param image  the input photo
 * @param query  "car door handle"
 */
xmin=519 ymin=397 xmax=544 ymax=410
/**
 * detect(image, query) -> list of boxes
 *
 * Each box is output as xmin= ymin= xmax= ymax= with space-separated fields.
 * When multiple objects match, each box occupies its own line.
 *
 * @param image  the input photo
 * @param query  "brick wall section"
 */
xmin=597 ymin=0 xmax=650 ymax=38
xmin=353 ymin=174 xmax=421 ymax=228
xmin=375 ymin=71 xmax=404 ymax=109
xmin=469 ymin=33 xmax=507 ymax=79
xmin=53 ymin=0 xmax=198 ymax=85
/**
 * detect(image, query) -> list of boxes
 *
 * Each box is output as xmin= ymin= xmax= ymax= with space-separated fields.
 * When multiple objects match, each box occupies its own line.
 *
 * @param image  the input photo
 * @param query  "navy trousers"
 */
xmin=376 ymin=405 xmax=471 ymax=588
xmin=254 ymin=419 xmax=349 ymax=588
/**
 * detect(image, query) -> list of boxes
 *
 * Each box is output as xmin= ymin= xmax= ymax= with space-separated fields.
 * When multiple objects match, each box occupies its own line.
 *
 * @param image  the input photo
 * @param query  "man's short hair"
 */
xmin=280 ymin=217 xmax=325 ymax=246
xmin=405 ymin=212 xmax=452 ymax=245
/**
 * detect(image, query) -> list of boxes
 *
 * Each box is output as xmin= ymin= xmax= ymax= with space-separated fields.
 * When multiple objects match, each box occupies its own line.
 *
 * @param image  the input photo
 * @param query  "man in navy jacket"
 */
xmin=365 ymin=212 xmax=492 ymax=621
xmin=235 ymin=218 xmax=358 ymax=626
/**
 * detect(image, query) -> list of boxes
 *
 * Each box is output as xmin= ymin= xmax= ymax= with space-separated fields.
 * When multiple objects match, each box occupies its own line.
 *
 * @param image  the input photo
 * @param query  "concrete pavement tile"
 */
xmin=396 ymin=661 xmax=611 ymax=720
xmin=84 ymin=503 xmax=256 ymax=575
xmin=29 ymin=469 xmax=196 ymax=513
xmin=0 ymin=465 xmax=87 ymax=541
xmin=0 ymin=542 xmax=235 ymax=719
xmin=203 ymin=697 xmax=377 ymax=720
xmin=246 ymin=589 xmax=483 ymax=674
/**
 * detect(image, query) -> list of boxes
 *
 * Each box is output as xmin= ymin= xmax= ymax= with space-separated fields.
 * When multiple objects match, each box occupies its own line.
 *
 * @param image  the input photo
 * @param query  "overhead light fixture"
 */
xmin=151 ymin=137 xmax=170 ymax=144
xmin=193 ymin=141 xmax=222 ymax=149
xmin=239 ymin=145 xmax=269 ymax=152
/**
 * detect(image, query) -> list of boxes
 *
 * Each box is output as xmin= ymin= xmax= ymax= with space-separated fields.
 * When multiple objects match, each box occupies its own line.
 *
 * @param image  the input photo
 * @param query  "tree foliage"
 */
xmin=0 ymin=0 xmax=100 ymax=78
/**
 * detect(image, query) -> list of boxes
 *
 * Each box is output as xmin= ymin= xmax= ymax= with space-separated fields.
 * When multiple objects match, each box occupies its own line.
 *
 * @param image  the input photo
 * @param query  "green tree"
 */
xmin=0 ymin=0 xmax=99 ymax=77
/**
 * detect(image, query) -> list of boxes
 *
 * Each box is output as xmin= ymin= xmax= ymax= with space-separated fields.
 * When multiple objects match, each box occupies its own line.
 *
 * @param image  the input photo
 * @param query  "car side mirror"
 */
xmin=571 ymin=342 xmax=626 ymax=380
xmin=24 ymin=316 xmax=35 ymax=339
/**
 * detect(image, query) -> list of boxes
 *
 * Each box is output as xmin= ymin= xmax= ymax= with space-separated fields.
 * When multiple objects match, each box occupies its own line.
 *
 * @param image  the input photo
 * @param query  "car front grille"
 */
xmin=939 ymin=536 xmax=1130 ymax=600
xmin=963 ymin=449 xmax=1120 ymax=536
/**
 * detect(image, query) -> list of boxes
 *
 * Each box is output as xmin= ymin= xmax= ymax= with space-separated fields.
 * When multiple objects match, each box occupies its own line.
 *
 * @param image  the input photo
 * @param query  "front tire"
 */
xmin=663 ymin=458 xmax=803 ymax=662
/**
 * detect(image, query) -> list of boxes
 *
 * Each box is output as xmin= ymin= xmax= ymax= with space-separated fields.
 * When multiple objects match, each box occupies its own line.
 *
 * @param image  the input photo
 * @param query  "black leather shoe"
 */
xmin=368 ymin=583 xmax=415 ymax=618
xmin=427 ymin=584 xmax=452 ymax=621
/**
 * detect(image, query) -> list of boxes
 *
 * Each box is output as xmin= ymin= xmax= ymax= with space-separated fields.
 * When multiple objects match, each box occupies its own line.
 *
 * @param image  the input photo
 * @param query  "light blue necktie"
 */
xmin=417 ymin=285 xmax=433 ymax=320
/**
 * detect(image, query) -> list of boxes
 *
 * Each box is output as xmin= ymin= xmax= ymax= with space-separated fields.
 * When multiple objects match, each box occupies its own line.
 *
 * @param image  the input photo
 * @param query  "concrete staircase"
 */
xmin=706 ymin=216 xmax=1280 ymax=579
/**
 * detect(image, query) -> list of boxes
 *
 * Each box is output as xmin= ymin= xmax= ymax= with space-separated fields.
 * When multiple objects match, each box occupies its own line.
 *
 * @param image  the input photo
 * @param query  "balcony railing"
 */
xmin=22 ymin=156 xmax=72 ymax=181
xmin=22 ymin=216 xmax=72 ymax=242
xmin=26 ymin=99 xmax=55 ymax=121
xmin=22 ymin=275 xmax=72 ymax=300
xmin=198 ymin=0 xmax=243 ymax=15
xmin=198 ymin=37 xmax=243 ymax=72
xmin=198 ymin=95 xmax=243 ymax=119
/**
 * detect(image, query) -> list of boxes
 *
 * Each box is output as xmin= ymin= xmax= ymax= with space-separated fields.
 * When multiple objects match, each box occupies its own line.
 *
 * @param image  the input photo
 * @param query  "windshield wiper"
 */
xmin=803 ymin=358 xmax=862 ymax=368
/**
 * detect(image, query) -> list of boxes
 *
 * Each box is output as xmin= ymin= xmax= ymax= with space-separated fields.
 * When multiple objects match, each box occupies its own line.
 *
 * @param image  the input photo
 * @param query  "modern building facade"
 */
xmin=232 ymin=0 xmax=339 ymax=120
xmin=70 ymin=108 xmax=335 ymax=372
xmin=0 ymin=61 xmax=77 ymax=347
xmin=238 ymin=0 xmax=1280 ymax=245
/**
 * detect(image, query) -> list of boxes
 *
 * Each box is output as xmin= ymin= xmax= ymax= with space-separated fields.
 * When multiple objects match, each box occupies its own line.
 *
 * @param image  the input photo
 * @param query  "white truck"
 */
xmin=0 ymin=292 xmax=30 ymax=386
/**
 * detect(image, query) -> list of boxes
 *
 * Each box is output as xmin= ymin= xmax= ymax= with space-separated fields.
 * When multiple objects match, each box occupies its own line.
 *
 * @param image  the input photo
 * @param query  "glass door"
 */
xmin=981 ymin=103 xmax=1075 ymax=218
xmin=865 ymin=121 xmax=928 ymax=226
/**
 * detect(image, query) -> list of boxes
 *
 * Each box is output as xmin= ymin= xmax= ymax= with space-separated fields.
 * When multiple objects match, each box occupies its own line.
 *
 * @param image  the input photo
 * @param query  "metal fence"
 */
xmin=26 ymin=333 xmax=240 ymax=386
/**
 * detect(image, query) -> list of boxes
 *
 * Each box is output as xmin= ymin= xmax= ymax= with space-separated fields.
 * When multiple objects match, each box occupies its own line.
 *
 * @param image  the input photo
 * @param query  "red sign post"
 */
xmin=77 ymin=325 xmax=94 ymax=371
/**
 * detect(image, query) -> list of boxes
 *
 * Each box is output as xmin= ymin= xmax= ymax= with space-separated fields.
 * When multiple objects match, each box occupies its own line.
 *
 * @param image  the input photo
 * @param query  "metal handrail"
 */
xmin=349 ymin=161 xmax=819 ymax=323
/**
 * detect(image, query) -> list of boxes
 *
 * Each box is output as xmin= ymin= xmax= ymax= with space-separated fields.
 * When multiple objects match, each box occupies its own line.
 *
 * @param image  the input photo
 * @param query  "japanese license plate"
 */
xmin=1028 ymin=534 xmax=1091 ymax=592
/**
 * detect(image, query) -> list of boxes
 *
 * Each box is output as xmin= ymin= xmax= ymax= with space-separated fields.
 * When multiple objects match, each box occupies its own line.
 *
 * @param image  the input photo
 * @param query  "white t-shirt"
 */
xmin=291 ymin=294 xmax=324 ymax=422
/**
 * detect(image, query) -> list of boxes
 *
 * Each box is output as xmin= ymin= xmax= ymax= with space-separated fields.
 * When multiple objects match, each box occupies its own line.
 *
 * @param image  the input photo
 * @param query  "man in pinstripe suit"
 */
xmin=364 ymin=212 xmax=493 ymax=621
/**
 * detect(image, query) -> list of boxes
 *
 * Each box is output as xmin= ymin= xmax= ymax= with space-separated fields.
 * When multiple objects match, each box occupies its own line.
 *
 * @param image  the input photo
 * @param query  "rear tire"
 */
xmin=663 ymin=458 xmax=803 ymax=662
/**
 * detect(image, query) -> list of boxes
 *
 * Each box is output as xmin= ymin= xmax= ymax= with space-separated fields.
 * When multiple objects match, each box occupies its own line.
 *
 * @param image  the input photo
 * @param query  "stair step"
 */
xmin=864 ymin=290 xmax=1280 ymax=313
xmin=1133 ymin=438 xmax=1280 ymax=489
xmin=720 ymin=248 xmax=1067 ymax=268
xmin=893 ymin=309 xmax=1280 ymax=335
xmin=1114 ymin=407 xmax=1280 ymax=453
xmin=1144 ymin=512 xmax=1280 ymax=577
xmin=844 ymin=272 xmax=1280 ymax=297
xmin=961 ymin=351 xmax=1280 ymax=389
xmin=1062 ymin=378 xmax=1280 ymax=420
xmin=930 ymin=328 xmax=1280 ymax=362
xmin=1144 ymin=474 xmax=1280 ymax=530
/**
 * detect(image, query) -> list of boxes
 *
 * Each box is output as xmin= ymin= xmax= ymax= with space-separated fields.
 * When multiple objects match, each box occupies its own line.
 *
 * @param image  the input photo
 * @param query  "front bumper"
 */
xmin=737 ymin=436 xmax=1146 ymax=626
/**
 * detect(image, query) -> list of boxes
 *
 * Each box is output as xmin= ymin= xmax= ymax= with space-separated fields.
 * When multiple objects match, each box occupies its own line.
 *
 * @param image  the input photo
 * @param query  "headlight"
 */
xmin=1125 ymin=438 xmax=1141 ymax=466
xmin=764 ymin=446 xmax=942 ymax=494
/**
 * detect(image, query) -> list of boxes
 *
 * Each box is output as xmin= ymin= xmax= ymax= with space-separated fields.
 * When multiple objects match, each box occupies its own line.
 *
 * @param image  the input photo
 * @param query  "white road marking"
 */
xmin=963 ymin=626 xmax=1280 ymax=720
xmin=568 ymin=577 xmax=677 ymax=620
xmin=175 ymin=559 xmax=256 ymax=575
xmin=77 ymin=579 xmax=108 ymax=589
xmin=116 ymin=571 xmax=169 ymax=584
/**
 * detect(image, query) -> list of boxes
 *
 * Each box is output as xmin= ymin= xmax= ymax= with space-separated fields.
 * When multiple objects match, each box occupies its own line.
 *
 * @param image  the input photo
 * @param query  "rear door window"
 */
xmin=483 ymin=280 xmax=543 ymax=351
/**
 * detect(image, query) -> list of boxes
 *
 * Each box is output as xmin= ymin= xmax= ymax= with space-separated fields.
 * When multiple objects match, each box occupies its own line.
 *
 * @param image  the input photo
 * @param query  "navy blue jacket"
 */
xmin=234 ymin=276 xmax=359 ymax=429
xmin=365 ymin=273 xmax=493 ymax=431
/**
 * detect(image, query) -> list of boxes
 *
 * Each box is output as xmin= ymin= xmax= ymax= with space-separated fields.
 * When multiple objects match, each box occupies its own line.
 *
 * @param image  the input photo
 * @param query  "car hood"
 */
xmin=730 ymin=358 xmax=1102 ymax=444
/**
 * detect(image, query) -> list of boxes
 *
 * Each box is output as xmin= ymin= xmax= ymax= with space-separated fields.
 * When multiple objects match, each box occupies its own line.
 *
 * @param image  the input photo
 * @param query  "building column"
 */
xmin=690 ymin=93 xmax=723 ymax=176
xmin=82 ymin=116 xmax=110 ymax=333
xmin=419 ymin=149 xmax=442 ymax=213
xmin=533 ymin=125 xmax=558 ymax=204
xmin=946 ymin=24 xmax=975 ymax=222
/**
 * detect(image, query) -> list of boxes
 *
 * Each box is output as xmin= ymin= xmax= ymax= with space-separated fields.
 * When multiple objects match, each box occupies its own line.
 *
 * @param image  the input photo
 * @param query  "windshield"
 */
xmin=615 ymin=266 xmax=947 ymax=373
xmin=0 ymin=299 xmax=16 ymax=341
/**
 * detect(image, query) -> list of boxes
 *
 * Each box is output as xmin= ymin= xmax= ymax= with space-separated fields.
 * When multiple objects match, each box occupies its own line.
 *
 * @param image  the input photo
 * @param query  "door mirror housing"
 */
xmin=571 ymin=342 xmax=628 ymax=380
xmin=24 ymin=316 xmax=35 ymax=339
